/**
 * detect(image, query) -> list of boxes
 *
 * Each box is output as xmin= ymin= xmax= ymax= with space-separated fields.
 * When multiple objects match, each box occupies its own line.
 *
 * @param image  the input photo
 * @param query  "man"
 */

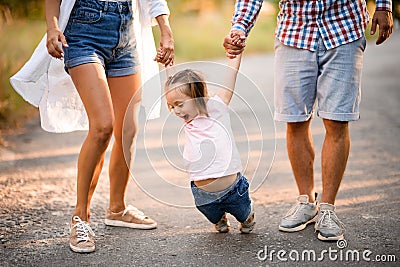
xmin=223 ymin=0 xmax=393 ymax=241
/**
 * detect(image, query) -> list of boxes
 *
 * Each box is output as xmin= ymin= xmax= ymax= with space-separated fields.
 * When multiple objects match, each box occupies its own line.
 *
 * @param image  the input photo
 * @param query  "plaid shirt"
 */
xmin=232 ymin=0 xmax=392 ymax=51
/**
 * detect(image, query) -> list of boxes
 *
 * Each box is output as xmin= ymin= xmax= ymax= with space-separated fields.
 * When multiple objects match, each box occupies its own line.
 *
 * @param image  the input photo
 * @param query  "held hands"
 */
xmin=370 ymin=10 xmax=393 ymax=45
xmin=46 ymin=27 xmax=68 ymax=59
xmin=223 ymin=30 xmax=246 ymax=59
xmin=154 ymin=14 xmax=174 ymax=67
xmin=154 ymin=32 xmax=174 ymax=67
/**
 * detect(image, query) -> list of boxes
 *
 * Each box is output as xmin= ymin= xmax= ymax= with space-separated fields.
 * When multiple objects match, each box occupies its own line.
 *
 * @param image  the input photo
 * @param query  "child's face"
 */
xmin=166 ymin=87 xmax=200 ymax=123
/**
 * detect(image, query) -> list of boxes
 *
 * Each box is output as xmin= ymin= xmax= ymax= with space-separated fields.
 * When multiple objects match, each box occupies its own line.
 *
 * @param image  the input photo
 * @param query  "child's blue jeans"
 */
xmin=191 ymin=173 xmax=252 ymax=224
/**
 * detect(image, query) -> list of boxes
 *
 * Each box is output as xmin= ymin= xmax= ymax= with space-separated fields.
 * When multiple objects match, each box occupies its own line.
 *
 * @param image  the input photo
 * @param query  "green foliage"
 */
xmin=0 ymin=0 xmax=44 ymax=20
xmin=0 ymin=20 xmax=45 ymax=130
xmin=1 ymin=1 xmax=277 ymax=130
xmin=393 ymin=0 xmax=400 ymax=20
xmin=1 ymin=0 xmax=397 ymax=131
xmin=155 ymin=0 xmax=276 ymax=61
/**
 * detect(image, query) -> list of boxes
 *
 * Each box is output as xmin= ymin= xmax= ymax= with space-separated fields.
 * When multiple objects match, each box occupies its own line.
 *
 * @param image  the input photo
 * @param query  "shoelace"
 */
xmin=122 ymin=205 xmax=147 ymax=220
xmin=284 ymin=202 xmax=306 ymax=219
xmin=71 ymin=216 xmax=95 ymax=242
xmin=317 ymin=210 xmax=346 ymax=230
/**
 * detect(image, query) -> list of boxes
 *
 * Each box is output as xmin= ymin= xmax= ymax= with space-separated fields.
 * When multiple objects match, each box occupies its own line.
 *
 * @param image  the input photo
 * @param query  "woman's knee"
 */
xmin=89 ymin=120 xmax=114 ymax=146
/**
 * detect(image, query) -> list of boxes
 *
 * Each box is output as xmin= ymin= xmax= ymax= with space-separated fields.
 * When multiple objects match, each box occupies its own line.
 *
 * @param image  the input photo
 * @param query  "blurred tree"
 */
xmin=0 ymin=0 xmax=44 ymax=21
xmin=393 ymin=0 xmax=400 ymax=21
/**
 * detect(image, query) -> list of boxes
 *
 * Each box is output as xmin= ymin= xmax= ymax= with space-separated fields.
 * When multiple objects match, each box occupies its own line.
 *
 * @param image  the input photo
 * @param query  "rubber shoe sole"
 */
xmin=104 ymin=219 xmax=157 ymax=230
xmin=278 ymin=214 xmax=317 ymax=232
xmin=69 ymin=243 xmax=95 ymax=253
xmin=317 ymin=232 xmax=344 ymax=241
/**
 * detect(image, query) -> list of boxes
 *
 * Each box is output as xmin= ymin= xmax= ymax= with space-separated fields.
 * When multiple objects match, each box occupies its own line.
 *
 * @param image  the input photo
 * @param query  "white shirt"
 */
xmin=10 ymin=0 xmax=169 ymax=132
xmin=183 ymin=95 xmax=242 ymax=181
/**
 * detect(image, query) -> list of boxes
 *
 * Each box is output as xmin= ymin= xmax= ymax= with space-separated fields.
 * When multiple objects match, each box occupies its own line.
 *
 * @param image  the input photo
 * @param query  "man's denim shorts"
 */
xmin=191 ymin=173 xmax=252 ymax=224
xmin=274 ymin=36 xmax=367 ymax=122
xmin=63 ymin=0 xmax=140 ymax=77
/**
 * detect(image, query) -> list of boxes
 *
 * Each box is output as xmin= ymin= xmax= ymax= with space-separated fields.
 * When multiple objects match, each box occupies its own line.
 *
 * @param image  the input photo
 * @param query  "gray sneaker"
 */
xmin=315 ymin=203 xmax=345 ymax=241
xmin=214 ymin=213 xmax=230 ymax=233
xmin=279 ymin=194 xmax=318 ymax=232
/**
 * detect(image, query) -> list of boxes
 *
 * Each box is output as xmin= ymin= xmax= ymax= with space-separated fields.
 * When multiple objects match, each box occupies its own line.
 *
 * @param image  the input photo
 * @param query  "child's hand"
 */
xmin=154 ymin=31 xmax=174 ymax=67
xmin=230 ymin=31 xmax=246 ymax=46
xmin=154 ymin=47 xmax=164 ymax=62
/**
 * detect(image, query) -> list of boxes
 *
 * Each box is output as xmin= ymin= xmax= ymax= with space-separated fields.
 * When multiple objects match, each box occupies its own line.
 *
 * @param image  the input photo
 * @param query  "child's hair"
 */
xmin=165 ymin=69 xmax=209 ymax=116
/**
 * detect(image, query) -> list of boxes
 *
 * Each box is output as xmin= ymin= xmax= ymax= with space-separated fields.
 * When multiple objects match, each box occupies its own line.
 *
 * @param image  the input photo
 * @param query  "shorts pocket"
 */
xmin=71 ymin=5 xmax=102 ymax=24
xmin=236 ymin=176 xmax=249 ymax=197
xmin=360 ymin=35 xmax=367 ymax=52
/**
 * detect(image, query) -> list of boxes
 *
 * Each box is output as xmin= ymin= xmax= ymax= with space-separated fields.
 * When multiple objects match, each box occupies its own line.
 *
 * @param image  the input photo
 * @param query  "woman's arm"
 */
xmin=154 ymin=14 xmax=174 ymax=66
xmin=217 ymin=53 xmax=242 ymax=106
xmin=45 ymin=0 xmax=68 ymax=59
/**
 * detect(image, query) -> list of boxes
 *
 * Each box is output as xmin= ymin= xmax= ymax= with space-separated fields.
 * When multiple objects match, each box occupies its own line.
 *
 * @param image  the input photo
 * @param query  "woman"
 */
xmin=11 ymin=0 xmax=174 ymax=253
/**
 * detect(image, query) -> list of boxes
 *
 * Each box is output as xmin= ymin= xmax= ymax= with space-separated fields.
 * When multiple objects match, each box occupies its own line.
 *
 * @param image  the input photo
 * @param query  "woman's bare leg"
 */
xmin=69 ymin=63 xmax=115 ymax=222
xmin=107 ymin=73 xmax=142 ymax=212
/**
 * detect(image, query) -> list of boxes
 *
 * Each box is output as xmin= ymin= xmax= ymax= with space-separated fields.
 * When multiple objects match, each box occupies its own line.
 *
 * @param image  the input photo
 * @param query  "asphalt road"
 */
xmin=0 ymin=30 xmax=399 ymax=266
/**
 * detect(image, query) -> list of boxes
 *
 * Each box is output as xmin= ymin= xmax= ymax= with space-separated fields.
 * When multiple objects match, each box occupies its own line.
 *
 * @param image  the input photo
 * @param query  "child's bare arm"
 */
xmin=216 ymin=53 xmax=242 ymax=105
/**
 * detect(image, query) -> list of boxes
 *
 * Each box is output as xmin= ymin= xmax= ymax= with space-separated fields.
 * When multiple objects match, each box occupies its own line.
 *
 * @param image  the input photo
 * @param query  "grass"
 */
xmin=0 ymin=20 xmax=46 ymax=131
xmin=154 ymin=8 xmax=276 ymax=62
xmin=1 ymin=1 xmax=391 ymax=133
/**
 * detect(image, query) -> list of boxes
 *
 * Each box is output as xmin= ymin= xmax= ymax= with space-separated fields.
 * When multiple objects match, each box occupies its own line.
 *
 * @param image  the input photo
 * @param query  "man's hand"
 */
xmin=223 ymin=30 xmax=246 ymax=59
xmin=370 ymin=10 xmax=393 ymax=45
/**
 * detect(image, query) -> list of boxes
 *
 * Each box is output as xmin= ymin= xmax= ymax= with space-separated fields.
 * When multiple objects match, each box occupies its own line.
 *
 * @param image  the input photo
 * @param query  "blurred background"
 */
xmin=0 ymin=0 xmax=399 ymax=136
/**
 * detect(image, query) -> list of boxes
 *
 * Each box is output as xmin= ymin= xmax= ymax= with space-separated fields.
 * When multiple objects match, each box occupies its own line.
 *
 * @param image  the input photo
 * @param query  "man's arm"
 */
xmin=223 ymin=0 xmax=263 ymax=58
xmin=371 ymin=0 xmax=393 ymax=45
xmin=231 ymin=0 xmax=263 ymax=37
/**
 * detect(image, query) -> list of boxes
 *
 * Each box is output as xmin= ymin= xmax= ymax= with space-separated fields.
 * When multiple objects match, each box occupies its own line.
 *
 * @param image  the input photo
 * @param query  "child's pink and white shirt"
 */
xmin=183 ymin=95 xmax=242 ymax=181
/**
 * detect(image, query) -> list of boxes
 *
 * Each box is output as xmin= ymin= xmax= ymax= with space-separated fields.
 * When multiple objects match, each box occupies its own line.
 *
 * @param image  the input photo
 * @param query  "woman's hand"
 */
xmin=154 ymin=14 xmax=174 ymax=67
xmin=45 ymin=0 xmax=67 ymax=59
xmin=46 ymin=27 xmax=68 ymax=59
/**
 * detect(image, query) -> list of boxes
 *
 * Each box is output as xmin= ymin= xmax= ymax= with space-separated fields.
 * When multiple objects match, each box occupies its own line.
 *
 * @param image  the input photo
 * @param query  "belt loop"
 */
xmin=118 ymin=2 xmax=122 ymax=13
xmin=128 ymin=0 xmax=133 ymax=13
xmin=103 ymin=1 xmax=108 ymax=12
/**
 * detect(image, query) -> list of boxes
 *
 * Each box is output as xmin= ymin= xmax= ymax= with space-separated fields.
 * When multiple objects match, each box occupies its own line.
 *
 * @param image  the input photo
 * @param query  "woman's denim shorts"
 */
xmin=63 ymin=0 xmax=140 ymax=77
xmin=191 ymin=173 xmax=252 ymax=224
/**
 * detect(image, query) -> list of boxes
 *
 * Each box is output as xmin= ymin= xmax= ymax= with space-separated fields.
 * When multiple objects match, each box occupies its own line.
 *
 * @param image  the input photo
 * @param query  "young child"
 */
xmin=164 ymin=52 xmax=255 ymax=233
